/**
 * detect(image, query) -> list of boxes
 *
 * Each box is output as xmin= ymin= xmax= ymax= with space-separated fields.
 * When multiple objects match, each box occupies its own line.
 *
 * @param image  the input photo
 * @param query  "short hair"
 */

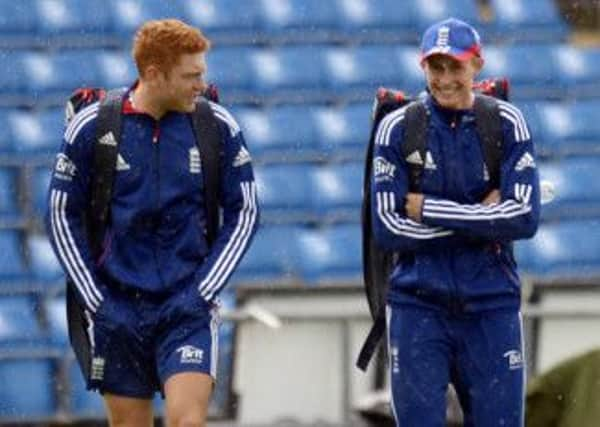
xmin=132 ymin=19 xmax=210 ymax=77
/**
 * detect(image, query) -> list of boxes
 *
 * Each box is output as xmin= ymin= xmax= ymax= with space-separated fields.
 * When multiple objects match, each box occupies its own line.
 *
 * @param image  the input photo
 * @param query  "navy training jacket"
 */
xmin=371 ymin=94 xmax=540 ymax=313
xmin=45 ymin=87 xmax=259 ymax=314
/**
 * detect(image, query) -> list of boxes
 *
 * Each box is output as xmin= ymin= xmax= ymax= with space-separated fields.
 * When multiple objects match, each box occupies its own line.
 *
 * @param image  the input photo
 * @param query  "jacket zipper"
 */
xmin=152 ymin=124 xmax=166 ymax=287
xmin=494 ymin=244 xmax=520 ymax=286
xmin=449 ymin=113 xmax=462 ymax=313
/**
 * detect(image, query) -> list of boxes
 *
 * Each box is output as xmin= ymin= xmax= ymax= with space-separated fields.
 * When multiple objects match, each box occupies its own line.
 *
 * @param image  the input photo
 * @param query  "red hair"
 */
xmin=132 ymin=19 xmax=210 ymax=77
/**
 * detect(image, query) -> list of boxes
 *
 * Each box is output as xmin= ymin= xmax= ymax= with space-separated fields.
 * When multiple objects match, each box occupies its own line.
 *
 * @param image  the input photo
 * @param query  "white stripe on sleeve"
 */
xmin=65 ymin=102 xmax=100 ymax=144
xmin=199 ymin=181 xmax=258 ymax=300
xmin=50 ymin=189 xmax=103 ymax=312
xmin=376 ymin=192 xmax=453 ymax=239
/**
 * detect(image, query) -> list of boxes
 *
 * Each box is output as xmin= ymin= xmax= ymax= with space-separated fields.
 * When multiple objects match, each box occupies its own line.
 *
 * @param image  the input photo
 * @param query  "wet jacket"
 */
xmin=45 ymin=88 xmax=259 ymax=314
xmin=371 ymin=94 xmax=540 ymax=312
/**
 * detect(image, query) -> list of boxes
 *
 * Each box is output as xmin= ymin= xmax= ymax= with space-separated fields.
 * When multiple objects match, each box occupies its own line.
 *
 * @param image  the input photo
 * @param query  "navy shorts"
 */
xmin=387 ymin=304 xmax=525 ymax=427
xmin=81 ymin=286 xmax=220 ymax=399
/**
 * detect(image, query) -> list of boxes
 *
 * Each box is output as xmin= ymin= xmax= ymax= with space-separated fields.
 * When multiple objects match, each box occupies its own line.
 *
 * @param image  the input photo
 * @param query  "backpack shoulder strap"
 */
xmin=190 ymin=100 xmax=223 ymax=247
xmin=89 ymin=88 xmax=126 ymax=257
xmin=358 ymin=98 xmax=426 ymax=372
xmin=473 ymin=94 xmax=503 ymax=188
xmin=402 ymin=100 xmax=429 ymax=192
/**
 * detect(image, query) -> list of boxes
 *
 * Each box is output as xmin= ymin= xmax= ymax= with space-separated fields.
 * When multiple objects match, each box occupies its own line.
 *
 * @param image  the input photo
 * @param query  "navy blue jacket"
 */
xmin=371 ymin=94 xmax=540 ymax=312
xmin=46 ymin=89 xmax=259 ymax=314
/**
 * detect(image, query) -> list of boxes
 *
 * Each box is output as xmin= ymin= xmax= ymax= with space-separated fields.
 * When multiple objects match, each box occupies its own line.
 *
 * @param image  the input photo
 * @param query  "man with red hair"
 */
xmin=46 ymin=19 xmax=259 ymax=427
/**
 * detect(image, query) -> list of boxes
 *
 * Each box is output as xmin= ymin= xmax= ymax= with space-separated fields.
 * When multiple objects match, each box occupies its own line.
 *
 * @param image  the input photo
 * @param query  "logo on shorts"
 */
xmin=176 ymin=345 xmax=204 ymax=364
xmin=391 ymin=346 xmax=400 ymax=374
xmin=189 ymin=147 xmax=201 ymax=174
xmin=503 ymin=349 xmax=523 ymax=370
xmin=91 ymin=357 xmax=105 ymax=380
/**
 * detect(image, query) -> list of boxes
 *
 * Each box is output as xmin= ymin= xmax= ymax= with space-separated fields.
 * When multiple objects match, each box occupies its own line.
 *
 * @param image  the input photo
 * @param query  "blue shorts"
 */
xmin=82 ymin=286 xmax=220 ymax=399
xmin=387 ymin=304 xmax=525 ymax=427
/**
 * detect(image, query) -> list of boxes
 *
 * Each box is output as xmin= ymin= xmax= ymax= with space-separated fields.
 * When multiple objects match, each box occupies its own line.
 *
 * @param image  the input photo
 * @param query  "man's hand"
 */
xmin=482 ymin=189 xmax=501 ymax=205
xmin=405 ymin=193 xmax=424 ymax=222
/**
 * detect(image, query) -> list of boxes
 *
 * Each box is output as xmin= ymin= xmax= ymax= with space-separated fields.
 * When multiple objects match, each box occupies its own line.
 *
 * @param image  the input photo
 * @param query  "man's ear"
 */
xmin=142 ymin=64 xmax=163 ymax=85
xmin=472 ymin=56 xmax=484 ymax=74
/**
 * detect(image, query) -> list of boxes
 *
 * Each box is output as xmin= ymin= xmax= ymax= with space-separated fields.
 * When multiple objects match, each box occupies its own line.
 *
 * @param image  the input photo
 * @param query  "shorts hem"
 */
xmin=93 ymin=385 xmax=155 ymax=400
xmin=160 ymin=366 xmax=215 ymax=388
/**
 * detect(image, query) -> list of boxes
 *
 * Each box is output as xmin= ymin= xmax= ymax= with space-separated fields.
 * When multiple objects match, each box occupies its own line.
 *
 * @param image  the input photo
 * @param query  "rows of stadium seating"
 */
xmin=1 ymin=99 xmax=600 ymax=161
xmin=2 ymin=43 xmax=600 ymax=108
xmin=0 ymin=0 xmax=597 ymax=421
xmin=0 ymin=0 xmax=568 ymax=46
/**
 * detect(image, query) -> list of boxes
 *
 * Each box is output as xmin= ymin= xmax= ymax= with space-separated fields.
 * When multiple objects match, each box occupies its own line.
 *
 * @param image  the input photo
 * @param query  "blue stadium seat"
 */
xmin=233 ymin=225 xmax=301 ymax=285
xmin=96 ymin=51 xmax=137 ymax=89
xmin=206 ymin=48 xmax=253 ymax=91
xmin=335 ymin=0 xmax=417 ymax=40
xmin=0 ymin=51 xmax=27 ymax=95
xmin=248 ymin=47 xmax=326 ymax=94
xmin=539 ymin=157 xmax=600 ymax=220
xmin=20 ymin=51 xmax=101 ymax=96
xmin=313 ymin=102 xmax=371 ymax=159
xmin=19 ymin=52 xmax=60 ymax=94
xmin=551 ymin=46 xmax=600 ymax=98
xmin=323 ymin=46 xmax=403 ymax=94
xmin=0 ymin=167 xmax=19 ymax=218
xmin=107 ymin=0 xmax=185 ymax=37
xmin=235 ymin=108 xmax=271 ymax=156
xmin=309 ymin=162 xmax=362 ymax=222
xmin=181 ymin=0 xmax=261 ymax=38
xmin=516 ymin=220 xmax=600 ymax=279
xmin=535 ymin=101 xmax=600 ymax=155
xmin=0 ymin=112 xmax=13 ymax=152
xmin=237 ymin=106 xmax=319 ymax=162
xmin=0 ymin=0 xmax=36 ymax=35
xmin=296 ymin=224 xmax=362 ymax=284
xmin=257 ymin=0 xmax=338 ymax=34
xmin=395 ymin=46 xmax=425 ymax=94
xmin=45 ymin=296 xmax=67 ymax=347
xmin=478 ymin=46 xmax=509 ymax=82
xmin=482 ymin=46 xmax=561 ymax=100
xmin=0 ymin=230 xmax=27 ymax=280
xmin=0 ymin=358 xmax=56 ymax=419
xmin=29 ymin=234 xmax=64 ymax=283
xmin=0 ymin=296 xmax=43 ymax=345
xmin=411 ymin=0 xmax=481 ymax=32
xmin=8 ymin=108 xmax=64 ymax=155
xmin=33 ymin=0 xmax=111 ymax=36
xmin=488 ymin=0 xmax=569 ymax=42
xmin=254 ymin=164 xmax=314 ymax=223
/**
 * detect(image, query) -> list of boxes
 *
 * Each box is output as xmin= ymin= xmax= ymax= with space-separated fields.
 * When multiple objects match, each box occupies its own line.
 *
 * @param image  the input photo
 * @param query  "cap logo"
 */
xmin=436 ymin=26 xmax=450 ymax=49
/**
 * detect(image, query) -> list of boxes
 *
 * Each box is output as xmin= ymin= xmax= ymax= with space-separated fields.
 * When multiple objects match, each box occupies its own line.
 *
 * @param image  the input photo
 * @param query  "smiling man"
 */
xmin=369 ymin=18 xmax=540 ymax=426
xmin=46 ymin=19 xmax=259 ymax=427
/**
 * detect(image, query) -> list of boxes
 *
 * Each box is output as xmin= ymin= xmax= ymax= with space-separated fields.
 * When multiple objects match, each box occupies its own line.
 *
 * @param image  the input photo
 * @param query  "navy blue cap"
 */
xmin=420 ymin=17 xmax=482 ymax=62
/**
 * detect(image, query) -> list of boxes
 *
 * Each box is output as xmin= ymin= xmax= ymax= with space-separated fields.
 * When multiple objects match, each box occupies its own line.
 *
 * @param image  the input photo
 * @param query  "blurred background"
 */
xmin=0 ymin=0 xmax=599 ymax=426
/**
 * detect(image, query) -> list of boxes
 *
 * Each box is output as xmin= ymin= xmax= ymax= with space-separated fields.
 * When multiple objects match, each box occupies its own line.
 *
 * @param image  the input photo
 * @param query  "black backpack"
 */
xmin=357 ymin=78 xmax=510 ymax=372
xmin=63 ymin=85 xmax=224 ymax=385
